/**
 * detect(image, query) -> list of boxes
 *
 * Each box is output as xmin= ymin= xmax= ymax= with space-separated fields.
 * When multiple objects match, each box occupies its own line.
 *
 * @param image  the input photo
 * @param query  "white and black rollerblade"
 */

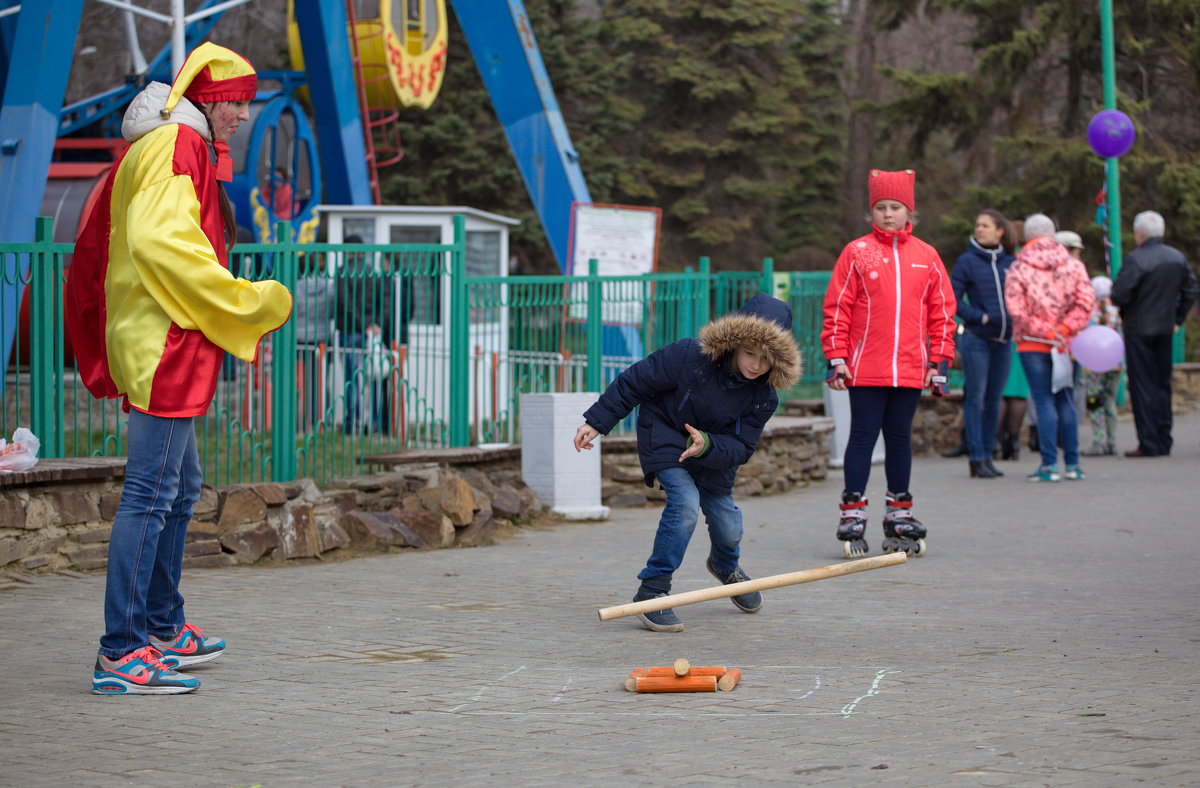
xmin=836 ymin=491 xmax=869 ymax=559
xmin=882 ymin=491 xmax=927 ymax=557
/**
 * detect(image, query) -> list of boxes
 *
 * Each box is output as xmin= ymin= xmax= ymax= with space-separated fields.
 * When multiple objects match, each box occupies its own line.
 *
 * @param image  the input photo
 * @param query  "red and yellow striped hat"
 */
xmin=162 ymin=42 xmax=256 ymax=117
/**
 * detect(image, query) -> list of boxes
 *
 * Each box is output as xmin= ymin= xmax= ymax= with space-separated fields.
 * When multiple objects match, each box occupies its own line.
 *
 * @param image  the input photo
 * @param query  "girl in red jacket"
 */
xmin=821 ymin=169 xmax=956 ymax=558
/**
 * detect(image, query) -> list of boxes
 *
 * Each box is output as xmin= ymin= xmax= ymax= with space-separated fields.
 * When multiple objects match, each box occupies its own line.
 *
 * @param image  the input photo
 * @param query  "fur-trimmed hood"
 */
xmin=699 ymin=293 xmax=802 ymax=389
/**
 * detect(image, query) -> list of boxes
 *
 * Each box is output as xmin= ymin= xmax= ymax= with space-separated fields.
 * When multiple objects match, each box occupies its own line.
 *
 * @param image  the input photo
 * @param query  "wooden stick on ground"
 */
xmin=634 ymin=675 xmax=717 ymax=693
xmin=624 ymin=665 xmax=729 ymax=690
xmin=624 ymin=668 xmax=649 ymax=692
xmin=673 ymin=658 xmax=690 ymax=677
xmin=597 ymin=553 xmax=907 ymax=622
xmin=716 ymin=668 xmax=742 ymax=692
xmin=646 ymin=665 xmax=726 ymax=678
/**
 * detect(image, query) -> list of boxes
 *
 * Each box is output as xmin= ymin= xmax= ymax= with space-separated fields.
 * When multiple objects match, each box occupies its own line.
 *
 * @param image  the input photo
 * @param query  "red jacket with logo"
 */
xmin=821 ymin=223 xmax=957 ymax=388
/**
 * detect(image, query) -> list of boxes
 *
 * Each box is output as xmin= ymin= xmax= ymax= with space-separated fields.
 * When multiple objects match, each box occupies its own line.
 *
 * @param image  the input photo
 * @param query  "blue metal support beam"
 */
xmin=449 ymin=0 xmax=591 ymax=272
xmin=0 ymin=0 xmax=83 ymax=380
xmin=0 ymin=0 xmax=83 ymax=242
xmin=292 ymin=0 xmax=372 ymax=206
xmin=58 ymin=0 xmax=227 ymax=137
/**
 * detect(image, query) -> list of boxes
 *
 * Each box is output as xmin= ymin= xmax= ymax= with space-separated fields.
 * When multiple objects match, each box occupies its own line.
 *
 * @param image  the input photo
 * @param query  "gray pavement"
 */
xmin=2 ymin=411 xmax=1198 ymax=787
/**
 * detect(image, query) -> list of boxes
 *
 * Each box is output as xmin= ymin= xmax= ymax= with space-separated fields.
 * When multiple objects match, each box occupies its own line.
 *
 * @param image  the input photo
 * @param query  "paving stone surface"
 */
xmin=1 ymin=412 xmax=1197 ymax=787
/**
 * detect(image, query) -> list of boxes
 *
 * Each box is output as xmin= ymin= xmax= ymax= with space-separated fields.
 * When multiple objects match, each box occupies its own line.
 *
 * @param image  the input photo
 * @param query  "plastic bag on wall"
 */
xmin=0 ymin=428 xmax=41 ymax=472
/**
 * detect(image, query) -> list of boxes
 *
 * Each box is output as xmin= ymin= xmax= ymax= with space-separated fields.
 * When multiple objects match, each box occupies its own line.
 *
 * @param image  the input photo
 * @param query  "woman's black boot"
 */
xmin=969 ymin=459 xmax=997 ymax=478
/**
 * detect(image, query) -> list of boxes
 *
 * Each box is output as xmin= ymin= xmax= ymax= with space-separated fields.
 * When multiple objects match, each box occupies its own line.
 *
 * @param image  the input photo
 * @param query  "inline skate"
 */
xmin=881 ymin=491 xmax=927 ymax=557
xmin=836 ymin=491 xmax=869 ymax=558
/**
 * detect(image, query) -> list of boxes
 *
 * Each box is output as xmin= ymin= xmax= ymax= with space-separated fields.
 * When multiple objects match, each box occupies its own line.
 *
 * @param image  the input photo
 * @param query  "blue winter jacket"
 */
xmin=951 ymin=237 xmax=1015 ymax=342
xmin=582 ymin=293 xmax=800 ymax=491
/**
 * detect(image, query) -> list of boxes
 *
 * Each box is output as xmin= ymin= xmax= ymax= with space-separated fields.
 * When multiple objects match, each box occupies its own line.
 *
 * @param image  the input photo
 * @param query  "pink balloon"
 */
xmin=1071 ymin=325 xmax=1124 ymax=372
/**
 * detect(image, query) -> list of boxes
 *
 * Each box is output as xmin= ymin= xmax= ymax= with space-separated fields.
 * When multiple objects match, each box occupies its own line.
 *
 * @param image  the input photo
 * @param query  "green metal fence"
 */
xmin=19 ymin=214 xmax=1133 ymax=484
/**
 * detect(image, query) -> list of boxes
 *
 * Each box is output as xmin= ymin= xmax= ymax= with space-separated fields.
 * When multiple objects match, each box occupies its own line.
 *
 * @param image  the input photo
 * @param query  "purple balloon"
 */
xmin=1071 ymin=325 xmax=1124 ymax=372
xmin=1087 ymin=110 xmax=1136 ymax=158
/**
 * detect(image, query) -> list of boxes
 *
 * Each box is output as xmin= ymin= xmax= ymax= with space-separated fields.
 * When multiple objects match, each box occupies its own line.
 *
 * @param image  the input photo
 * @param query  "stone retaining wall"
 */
xmin=0 ymin=415 xmax=834 ymax=578
xmin=594 ymin=416 xmax=834 ymax=508
xmin=0 ymin=459 xmax=545 ymax=578
xmin=782 ymin=392 xmax=964 ymax=455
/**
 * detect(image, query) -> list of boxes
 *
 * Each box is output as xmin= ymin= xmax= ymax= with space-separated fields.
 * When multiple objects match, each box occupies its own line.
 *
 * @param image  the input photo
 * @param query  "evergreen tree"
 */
xmin=875 ymin=0 xmax=1200 ymax=265
xmin=380 ymin=1 xmax=621 ymax=273
xmin=777 ymin=0 xmax=848 ymax=265
xmin=595 ymin=0 xmax=843 ymax=269
xmin=381 ymin=1 xmax=850 ymax=271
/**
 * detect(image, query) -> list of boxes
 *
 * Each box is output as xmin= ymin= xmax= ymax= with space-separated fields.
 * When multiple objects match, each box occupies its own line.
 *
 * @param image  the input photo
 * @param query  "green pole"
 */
xmin=271 ymin=221 xmax=298 ymax=480
xmin=761 ymin=257 xmax=774 ymax=296
xmin=681 ymin=264 xmax=695 ymax=341
xmin=448 ymin=215 xmax=470 ymax=446
xmin=586 ymin=259 xmax=603 ymax=394
xmin=1099 ymin=0 xmax=1122 ymax=276
xmin=29 ymin=217 xmax=63 ymax=457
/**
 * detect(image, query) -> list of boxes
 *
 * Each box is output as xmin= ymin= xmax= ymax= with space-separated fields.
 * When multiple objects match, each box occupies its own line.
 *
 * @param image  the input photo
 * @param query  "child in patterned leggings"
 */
xmin=1081 ymin=276 xmax=1122 ymax=456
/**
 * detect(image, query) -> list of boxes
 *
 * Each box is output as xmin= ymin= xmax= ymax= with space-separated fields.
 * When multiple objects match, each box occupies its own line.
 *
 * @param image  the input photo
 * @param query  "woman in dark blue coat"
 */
xmin=951 ymin=209 xmax=1016 ymax=478
xmin=574 ymin=294 xmax=801 ymax=633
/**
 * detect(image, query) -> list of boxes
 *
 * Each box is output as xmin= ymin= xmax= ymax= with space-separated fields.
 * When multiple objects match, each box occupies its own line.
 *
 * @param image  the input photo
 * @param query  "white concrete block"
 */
xmin=520 ymin=393 xmax=610 ymax=520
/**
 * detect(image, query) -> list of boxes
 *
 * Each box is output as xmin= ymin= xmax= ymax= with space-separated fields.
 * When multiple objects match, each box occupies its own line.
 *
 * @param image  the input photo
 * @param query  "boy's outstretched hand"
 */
xmin=679 ymin=423 xmax=706 ymax=462
xmin=574 ymin=424 xmax=600 ymax=452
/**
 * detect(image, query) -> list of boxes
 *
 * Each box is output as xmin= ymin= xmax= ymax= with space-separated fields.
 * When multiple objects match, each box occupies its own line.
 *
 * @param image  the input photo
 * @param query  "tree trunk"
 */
xmin=842 ymin=0 xmax=879 ymax=240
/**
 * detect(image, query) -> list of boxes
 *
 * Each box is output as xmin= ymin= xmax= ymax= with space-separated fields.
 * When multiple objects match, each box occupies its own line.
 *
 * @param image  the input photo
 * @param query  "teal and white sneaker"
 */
xmin=1063 ymin=464 xmax=1085 ymax=481
xmin=151 ymin=623 xmax=226 ymax=669
xmin=1026 ymin=465 xmax=1061 ymax=483
xmin=92 ymin=646 xmax=200 ymax=695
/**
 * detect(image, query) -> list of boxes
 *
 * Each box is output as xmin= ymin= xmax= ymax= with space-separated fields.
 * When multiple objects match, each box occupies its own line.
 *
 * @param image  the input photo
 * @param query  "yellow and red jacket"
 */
xmin=821 ymin=223 xmax=956 ymax=388
xmin=66 ymin=82 xmax=292 ymax=417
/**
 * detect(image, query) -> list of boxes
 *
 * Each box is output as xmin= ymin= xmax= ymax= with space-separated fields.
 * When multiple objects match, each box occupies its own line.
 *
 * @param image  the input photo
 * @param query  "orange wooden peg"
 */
xmin=643 ymin=665 xmax=726 ymax=678
xmin=634 ymin=675 xmax=718 ymax=693
xmin=624 ymin=667 xmax=650 ymax=692
xmin=716 ymin=668 xmax=742 ymax=691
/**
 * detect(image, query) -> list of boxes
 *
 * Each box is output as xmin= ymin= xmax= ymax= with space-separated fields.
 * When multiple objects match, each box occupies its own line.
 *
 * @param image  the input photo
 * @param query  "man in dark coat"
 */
xmin=573 ymin=294 xmax=801 ymax=633
xmin=1111 ymin=210 xmax=1199 ymax=457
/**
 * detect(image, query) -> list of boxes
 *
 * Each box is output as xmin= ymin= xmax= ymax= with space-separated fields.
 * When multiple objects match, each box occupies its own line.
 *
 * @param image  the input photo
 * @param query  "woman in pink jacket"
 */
xmin=1004 ymin=213 xmax=1095 ymax=482
xmin=821 ymin=169 xmax=956 ymax=559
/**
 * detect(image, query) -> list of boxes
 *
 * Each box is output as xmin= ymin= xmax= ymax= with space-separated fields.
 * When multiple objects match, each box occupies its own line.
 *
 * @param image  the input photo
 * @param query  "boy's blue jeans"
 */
xmin=959 ymin=332 xmax=1012 ymax=461
xmin=99 ymin=410 xmax=202 ymax=659
xmin=1019 ymin=351 xmax=1080 ymax=468
xmin=637 ymin=466 xmax=742 ymax=581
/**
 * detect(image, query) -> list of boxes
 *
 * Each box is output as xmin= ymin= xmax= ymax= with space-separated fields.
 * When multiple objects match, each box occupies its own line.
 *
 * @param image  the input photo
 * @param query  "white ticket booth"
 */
xmin=317 ymin=205 xmax=519 ymax=440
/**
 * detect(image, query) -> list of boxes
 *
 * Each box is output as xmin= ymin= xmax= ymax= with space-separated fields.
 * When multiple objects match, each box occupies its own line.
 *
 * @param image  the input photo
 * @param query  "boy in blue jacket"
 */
xmin=574 ymin=294 xmax=801 ymax=632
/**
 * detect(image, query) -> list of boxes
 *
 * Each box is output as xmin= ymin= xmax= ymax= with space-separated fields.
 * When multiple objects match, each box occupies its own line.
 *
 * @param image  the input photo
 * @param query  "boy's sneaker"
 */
xmin=705 ymin=559 xmax=763 ymax=613
xmin=632 ymin=579 xmax=684 ymax=633
xmin=1026 ymin=465 xmax=1061 ymax=483
xmin=151 ymin=622 xmax=226 ymax=669
xmin=92 ymin=646 xmax=200 ymax=695
xmin=1063 ymin=464 xmax=1085 ymax=481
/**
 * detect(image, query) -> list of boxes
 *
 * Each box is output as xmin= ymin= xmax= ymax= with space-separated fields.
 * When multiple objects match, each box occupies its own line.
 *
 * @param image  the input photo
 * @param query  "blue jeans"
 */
xmin=638 ymin=466 xmax=742 ymax=580
xmin=959 ymin=332 xmax=1012 ymax=461
xmin=100 ymin=410 xmax=202 ymax=658
xmin=844 ymin=386 xmax=922 ymax=494
xmin=1019 ymin=351 xmax=1079 ymax=468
